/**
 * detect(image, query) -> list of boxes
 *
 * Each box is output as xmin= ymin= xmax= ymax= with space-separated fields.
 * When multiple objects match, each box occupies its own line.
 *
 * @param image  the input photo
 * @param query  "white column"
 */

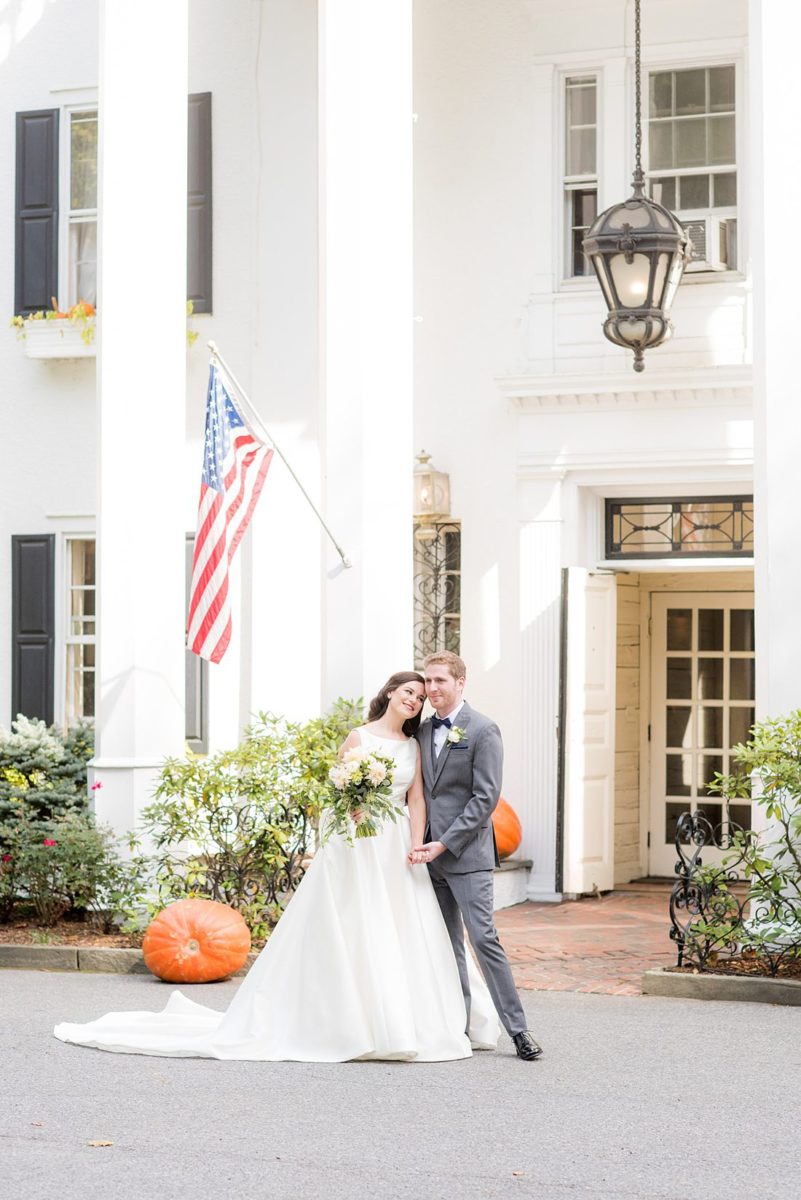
xmin=750 ymin=1 xmax=801 ymax=717
xmin=319 ymin=0 xmax=414 ymax=705
xmin=92 ymin=2 xmax=188 ymax=834
xmin=518 ymin=482 xmax=564 ymax=901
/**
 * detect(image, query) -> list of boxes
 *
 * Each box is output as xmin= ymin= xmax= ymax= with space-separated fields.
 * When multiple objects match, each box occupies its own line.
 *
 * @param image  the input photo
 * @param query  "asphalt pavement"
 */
xmin=1 ymin=969 xmax=798 ymax=1200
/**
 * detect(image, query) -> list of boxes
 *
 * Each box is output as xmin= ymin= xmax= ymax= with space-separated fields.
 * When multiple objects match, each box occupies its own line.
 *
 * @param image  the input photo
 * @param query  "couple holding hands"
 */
xmin=55 ymin=652 xmax=542 ymax=1064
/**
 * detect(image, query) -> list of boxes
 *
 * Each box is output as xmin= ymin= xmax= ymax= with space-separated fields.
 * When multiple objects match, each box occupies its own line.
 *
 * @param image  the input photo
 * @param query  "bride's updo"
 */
xmin=367 ymin=671 xmax=426 ymax=737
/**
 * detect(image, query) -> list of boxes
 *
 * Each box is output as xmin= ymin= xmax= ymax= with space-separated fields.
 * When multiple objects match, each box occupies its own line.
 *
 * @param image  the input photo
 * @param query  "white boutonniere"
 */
xmin=447 ymin=726 xmax=467 ymax=744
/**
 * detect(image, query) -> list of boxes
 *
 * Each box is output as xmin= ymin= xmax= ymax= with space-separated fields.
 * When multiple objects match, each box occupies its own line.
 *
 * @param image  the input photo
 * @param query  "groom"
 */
xmin=412 ymin=652 xmax=542 ymax=1061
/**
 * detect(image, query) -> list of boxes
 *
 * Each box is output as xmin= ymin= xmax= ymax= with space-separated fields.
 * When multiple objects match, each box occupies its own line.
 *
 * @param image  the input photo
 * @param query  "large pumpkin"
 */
xmin=492 ymin=797 xmax=522 ymax=860
xmin=143 ymin=898 xmax=251 ymax=984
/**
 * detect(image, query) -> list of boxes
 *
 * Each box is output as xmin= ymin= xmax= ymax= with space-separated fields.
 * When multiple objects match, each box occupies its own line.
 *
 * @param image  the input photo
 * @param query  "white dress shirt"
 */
xmin=432 ymin=700 xmax=465 ymax=757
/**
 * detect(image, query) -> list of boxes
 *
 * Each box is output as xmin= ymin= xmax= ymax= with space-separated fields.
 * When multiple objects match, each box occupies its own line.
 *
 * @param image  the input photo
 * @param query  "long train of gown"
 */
xmin=54 ymin=731 xmax=500 ymax=1062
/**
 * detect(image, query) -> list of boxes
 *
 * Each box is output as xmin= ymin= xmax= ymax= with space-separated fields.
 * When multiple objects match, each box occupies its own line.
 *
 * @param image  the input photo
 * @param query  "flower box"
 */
xmin=23 ymin=319 xmax=96 ymax=359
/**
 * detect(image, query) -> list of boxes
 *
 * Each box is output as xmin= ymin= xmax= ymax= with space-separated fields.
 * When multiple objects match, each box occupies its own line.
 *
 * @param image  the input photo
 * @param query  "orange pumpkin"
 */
xmin=492 ymin=797 xmax=522 ymax=860
xmin=143 ymin=898 xmax=251 ymax=984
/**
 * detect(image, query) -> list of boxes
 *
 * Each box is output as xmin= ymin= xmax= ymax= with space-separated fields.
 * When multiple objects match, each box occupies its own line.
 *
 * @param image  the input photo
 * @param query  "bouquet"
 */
xmin=323 ymin=746 xmax=398 ymax=843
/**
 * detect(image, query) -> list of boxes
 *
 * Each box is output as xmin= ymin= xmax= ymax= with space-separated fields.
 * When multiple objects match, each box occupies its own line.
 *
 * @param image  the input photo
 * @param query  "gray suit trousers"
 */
xmin=429 ymin=866 xmax=527 ymax=1038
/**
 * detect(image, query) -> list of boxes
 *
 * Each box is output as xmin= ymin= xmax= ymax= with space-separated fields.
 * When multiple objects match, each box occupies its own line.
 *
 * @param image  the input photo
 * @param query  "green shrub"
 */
xmin=0 ymin=715 xmax=94 ymax=826
xmin=0 ymin=804 xmax=145 ymax=929
xmin=143 ymin=699 xmax=362 ymax=940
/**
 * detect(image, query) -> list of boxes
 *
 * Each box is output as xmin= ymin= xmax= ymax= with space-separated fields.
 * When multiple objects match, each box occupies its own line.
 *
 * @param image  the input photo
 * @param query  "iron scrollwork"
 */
xmin=413 ymin=520 xmax=461 ymax=668
xmin=669 ymin=810 xmax=801 ymax=977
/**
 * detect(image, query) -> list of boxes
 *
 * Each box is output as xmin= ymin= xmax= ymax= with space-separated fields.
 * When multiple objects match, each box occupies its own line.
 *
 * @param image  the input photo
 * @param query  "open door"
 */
xmin=561 ymin=569 xmax=617 ymax=895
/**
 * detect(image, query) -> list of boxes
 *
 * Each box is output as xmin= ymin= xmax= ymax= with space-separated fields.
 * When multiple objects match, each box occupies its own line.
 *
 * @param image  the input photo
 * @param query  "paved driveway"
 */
xmin=2 ymin=968 xmax=799 ymax=1200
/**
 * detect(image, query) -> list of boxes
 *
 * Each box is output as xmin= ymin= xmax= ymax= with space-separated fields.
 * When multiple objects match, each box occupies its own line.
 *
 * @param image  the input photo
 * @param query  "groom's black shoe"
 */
xmin=512 ymin=1031 xmax=543 ymax=1061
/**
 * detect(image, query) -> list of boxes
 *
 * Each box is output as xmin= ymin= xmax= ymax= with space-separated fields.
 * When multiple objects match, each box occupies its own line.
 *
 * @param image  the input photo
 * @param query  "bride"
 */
xmin=54 ymin=671 xmax=500 ymax=1062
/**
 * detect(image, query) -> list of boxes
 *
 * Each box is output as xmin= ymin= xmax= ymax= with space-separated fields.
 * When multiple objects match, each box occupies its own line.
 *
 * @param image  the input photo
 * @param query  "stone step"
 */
xmin=494 ymin=859 xmax=531 ymax=910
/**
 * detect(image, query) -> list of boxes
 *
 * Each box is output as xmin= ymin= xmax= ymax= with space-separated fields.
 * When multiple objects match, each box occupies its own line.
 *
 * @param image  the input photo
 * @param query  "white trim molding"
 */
xmin=499 ymin=366 xmax=753 ymax=412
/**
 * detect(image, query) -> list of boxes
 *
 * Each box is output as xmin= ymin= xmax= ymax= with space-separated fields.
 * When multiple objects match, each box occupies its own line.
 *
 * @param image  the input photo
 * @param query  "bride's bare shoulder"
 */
xmin=338 ymin=727 xmax=364 ymax=758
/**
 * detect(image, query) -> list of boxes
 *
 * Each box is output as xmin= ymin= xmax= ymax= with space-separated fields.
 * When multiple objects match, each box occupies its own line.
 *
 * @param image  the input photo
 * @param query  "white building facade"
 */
xmin=1 ymin=0 xmax=797 ymax=901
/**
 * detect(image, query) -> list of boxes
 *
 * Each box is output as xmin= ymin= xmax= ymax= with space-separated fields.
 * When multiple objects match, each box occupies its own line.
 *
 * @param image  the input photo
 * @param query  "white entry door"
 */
xmin=649 ymin=592 xmax=755 ymax=876
xmin=562 ymin=569 xmax=617 ymax=895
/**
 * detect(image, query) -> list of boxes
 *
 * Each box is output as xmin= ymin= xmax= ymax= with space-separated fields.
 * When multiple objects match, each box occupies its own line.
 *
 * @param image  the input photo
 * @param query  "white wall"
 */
xmin=413 ymin=0 xmax=753 ymax=894
xmin=0 ymin=0 xmax=99 ymax=729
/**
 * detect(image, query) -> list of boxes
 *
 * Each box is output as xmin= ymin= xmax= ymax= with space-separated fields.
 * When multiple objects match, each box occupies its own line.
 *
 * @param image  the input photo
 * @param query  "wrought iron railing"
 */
xmin=669 ymin=811 xmax=801 ymax=977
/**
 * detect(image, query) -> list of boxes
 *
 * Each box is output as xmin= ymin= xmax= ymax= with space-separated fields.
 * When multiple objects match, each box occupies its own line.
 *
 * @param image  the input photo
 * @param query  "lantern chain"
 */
xmin=633 ymin=0 xmax=644 ymax=194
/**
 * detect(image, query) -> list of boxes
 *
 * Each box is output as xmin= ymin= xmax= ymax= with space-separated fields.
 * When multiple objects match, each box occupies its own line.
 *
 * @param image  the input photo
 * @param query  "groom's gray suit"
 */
xmin=418 ymin=702 xmax=527 ymax=1037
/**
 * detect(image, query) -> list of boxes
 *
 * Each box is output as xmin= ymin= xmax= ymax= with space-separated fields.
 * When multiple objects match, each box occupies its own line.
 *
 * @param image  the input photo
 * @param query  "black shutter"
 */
xmin=187 ymin=93 xmax=212 ymax=314
xmin=185 ymin=535 xmax=208 ymax=752
xmin=15 ymin=110 xmax=59 ymax=315
xmin=11 ymin=535 xmax=55 ymax=724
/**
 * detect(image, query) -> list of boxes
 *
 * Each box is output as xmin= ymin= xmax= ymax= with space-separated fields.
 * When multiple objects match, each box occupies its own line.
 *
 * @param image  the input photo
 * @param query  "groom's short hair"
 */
xmin=423 ymin=651 xmax=466 ymax=681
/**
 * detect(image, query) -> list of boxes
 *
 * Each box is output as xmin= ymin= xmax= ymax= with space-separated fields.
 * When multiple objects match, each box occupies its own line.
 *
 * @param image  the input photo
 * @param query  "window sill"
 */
xmin=22 ymin=320 xmax=96 ymax=359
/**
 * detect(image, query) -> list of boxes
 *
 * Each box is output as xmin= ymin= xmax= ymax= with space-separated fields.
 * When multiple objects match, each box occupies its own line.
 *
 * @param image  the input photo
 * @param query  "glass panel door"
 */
xmin=649 ymin=591 xmax=755 ymax=875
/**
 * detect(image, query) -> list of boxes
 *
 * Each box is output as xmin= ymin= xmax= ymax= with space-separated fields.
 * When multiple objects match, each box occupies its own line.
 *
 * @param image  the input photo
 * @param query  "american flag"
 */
xmin=187 ymin=364 xmax=273 ymax=662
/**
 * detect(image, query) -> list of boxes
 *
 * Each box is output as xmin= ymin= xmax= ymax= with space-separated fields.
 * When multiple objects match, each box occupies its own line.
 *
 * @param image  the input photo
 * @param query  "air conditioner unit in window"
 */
xmin=683 ymin=215 xmax=737 ymax=273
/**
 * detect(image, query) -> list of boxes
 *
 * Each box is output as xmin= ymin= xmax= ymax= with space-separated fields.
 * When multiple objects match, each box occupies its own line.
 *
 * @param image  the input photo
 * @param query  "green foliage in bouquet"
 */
xmin=142 ymin=699 xmax=363 ymax=940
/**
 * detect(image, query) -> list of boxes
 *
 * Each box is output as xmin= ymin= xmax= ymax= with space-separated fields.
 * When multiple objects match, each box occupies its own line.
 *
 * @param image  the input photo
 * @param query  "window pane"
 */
xmin=679 ymin=174 xmax=710 ymax=210
xmin=699 ymin=707 xmax=723 ymax=749
xmin=675 ymin=69 xmax=706 ymax=116
xmin=708 ymin=114 xmax=735 ymax=165
xmin=729 ymin=803 xmax=751 ymax=833
xmin=69 ymin=221 xmax=97 ymax=307
xmin=698 ymin=609 xmax=723 ymax=651
xmin=729 ymin=707 xmax=754 ymax=746
xmin=650 ymin=121 xmax=674 ymax=170
xmin=666 ymin=754 xmax=692 ymax=796
xmin=573 ymin=189 xmax=597 ymax=226
xmin=709 ymin=65 xmax=735 ymax=113
xmin=667 ymin=706 xmax=692 ymax=748
xmin=667 ymin=658 xmax=692 ymax=699
xmin=650 ymin=72 xmax=673 ymax=118
xmin=567 ymin=80 xmax=596 ymax=126
xmin=676 ymin=118 xmax=707 ymax=167
xmin=730 ymin=609 xmax=754 ymax=651
xmin=696 ymin=802 xmax=722 ymax=834
xmin=730 ymin=659 xmax=755 ymax=701
xmin=666 ymin=802 xmax=692 ymax=845
xmin=667 ymin=609 xmax=692 ymax=651
xmin=651 ymin=177 xmax=676 ymax=208
xmin=70 ymin=111 xmax=98 ymax=210
xmin=699 ymin=755 xmax=723 ymax=792
xmin=568 ymin=127 xmax=596 ymax=176
xmin=697 ymin=658 xmax=723 ymax=700
xmin=714 ymin=172 xmax=737 ymax=207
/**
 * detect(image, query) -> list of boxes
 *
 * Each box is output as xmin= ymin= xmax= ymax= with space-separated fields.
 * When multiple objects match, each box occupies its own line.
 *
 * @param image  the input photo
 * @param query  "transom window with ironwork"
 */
xmin=413 ymin=521 xmax=461 ymax=668
xmin=605 ymin=497 xmax=753 ymax=559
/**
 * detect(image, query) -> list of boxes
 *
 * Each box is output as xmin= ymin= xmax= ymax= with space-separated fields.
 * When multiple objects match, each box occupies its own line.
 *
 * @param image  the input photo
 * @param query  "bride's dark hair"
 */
xmin=367 ymin=671 xmax=426 ymax=737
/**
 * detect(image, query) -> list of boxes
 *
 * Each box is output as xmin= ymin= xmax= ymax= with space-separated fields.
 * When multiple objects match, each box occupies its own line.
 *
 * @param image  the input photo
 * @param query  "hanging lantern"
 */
xmin=582 ymin=0 xmax=690 ymax=372
xmin=413 ymin=451 xmax=450 ymax=521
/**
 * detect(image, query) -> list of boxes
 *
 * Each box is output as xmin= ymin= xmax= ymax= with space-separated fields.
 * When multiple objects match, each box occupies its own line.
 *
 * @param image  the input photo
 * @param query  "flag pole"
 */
xmin=207 ymin=342 xmax=352 ymax=569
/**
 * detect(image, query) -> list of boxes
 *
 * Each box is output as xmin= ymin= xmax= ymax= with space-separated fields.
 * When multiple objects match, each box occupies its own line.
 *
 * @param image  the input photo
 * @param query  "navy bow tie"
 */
xmin=431 ymin=716 xmax=452 ymax=730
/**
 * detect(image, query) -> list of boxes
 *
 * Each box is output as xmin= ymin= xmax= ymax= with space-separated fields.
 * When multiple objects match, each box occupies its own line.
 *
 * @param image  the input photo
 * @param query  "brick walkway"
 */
xmin=495 ymin=889 xmax=676 ymax=996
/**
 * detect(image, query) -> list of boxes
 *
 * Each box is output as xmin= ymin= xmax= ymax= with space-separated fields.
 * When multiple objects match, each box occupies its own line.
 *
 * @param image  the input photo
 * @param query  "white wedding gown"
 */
xmin=54 ymin=730 xmax=500 ymax=1062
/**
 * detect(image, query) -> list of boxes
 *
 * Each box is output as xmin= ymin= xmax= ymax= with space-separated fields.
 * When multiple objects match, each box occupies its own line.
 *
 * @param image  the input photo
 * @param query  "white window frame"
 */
xmin=52 ymin=87 xmax=98 ymax=311
xmin=50 ymin=521 xmax=96 ymax=727
xmin=641 ymin=53 xmax=745 ymax=280
xmin=562 ymin=73 xmax=600 ymax=282
xmin=63 ymin=535 xmax=97 ymax=726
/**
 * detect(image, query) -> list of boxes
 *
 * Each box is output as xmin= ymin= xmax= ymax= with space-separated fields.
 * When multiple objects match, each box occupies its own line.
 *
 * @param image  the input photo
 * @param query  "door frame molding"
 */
xmin=639 ymin=569 xmax=755 ymax=876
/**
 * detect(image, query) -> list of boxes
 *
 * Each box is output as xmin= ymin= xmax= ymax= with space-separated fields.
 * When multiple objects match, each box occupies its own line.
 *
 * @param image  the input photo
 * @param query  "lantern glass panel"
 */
xmin=652 ymin=251 xmax=670 ymax=307
xmin=609 ymin=252 xmax=652 ymax=308
xmin=592 ymin=257 xmax=615 ymax=311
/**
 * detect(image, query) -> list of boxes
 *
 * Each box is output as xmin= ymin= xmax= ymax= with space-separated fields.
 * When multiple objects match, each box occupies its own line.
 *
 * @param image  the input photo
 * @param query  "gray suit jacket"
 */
xmin=417 ymin=701 xmax=503 ymax=874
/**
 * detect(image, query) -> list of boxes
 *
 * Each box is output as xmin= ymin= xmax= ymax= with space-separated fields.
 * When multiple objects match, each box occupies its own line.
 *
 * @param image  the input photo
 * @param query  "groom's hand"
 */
xmin=412 ymin=841 xmax=446 ymax=863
